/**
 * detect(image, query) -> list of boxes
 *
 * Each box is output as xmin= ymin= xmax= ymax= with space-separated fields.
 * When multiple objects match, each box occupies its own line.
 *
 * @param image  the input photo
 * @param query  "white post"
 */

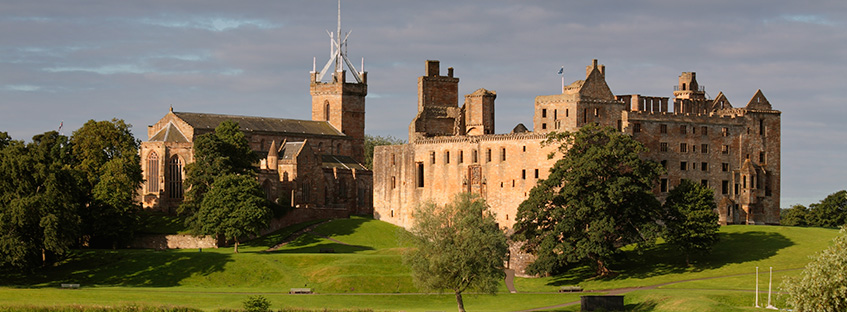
xmin=767 ymin=267 xmax=776 ymax=309
xmin=755 ymin=266 xmax=760 ymax=308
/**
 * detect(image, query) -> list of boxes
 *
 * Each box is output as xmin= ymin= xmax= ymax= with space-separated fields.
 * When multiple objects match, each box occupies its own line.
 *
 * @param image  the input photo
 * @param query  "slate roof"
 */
xmin=280 ymin=142 xmax=304 ymax=161
xmin=321 ymin=154 xmax=368 ymax=170
xmin=173 ymin=112 xmax=345 ymax=137
xmin=149 ymin=123 xmax=189 ymax=143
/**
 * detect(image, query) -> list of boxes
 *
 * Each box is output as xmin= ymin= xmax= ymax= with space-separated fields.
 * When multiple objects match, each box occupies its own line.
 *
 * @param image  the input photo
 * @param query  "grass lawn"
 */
xmin=0 ymin=217 xmax=839 ymax=311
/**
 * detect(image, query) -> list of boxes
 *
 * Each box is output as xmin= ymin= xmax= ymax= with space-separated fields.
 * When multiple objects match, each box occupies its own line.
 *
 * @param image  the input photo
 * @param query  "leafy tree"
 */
xmin=180 ymin=121 xmax=257 ymax=216
xmin=513 ymin=124 xmax=664 ymax=277
xmin=243 ymin=295 xmax=271 ymax=312
xmin=70 ymin=119 xmax=143 ymax=247
xmin=807 ymin=190 xmax=847 ymax=228
xmin=363 ymin=134 xmax=404 ymax=169
xmin=0 ymin=132 xmax=83 ymax=268
xmin=782 ymin=204 xmax=809 ymax=226
xmin=404 ymin=193 xmax=508 ymax=312
xmin=783 ymin=226 xmax=847 ymax=311
xmin=663 ymin=179 xmax=719 ymax=266
xmin=190 ymin=174 xmax=271 ymax=253
xmin=0 ymin=131 xmax=10 ymax=149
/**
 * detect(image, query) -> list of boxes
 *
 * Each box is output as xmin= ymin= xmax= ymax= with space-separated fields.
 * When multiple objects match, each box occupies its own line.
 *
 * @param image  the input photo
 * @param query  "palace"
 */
xmin=373 ymin=59 xmax=781 ymax=231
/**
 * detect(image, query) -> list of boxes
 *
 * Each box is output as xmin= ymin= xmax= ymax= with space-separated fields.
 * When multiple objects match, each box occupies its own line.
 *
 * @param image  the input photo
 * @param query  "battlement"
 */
xmin=415 ymin=132 xmax=547 ymax=145
xmin=626 ymin=110 xmax=744 ymax=125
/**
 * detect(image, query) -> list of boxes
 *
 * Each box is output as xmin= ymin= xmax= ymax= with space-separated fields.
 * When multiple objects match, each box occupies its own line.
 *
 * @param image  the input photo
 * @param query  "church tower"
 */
xmin=310 ymin=0 xmax=367 ymax=163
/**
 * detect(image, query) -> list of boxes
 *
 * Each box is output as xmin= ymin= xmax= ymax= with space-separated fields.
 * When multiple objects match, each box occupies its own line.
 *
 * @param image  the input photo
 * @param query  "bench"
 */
xmin=60 ymin=284 xmax=80 ymax=289
xmin=289 ymin=288 xmax=312 ymax=294
xmin=558 ymin=285 xmax=583 ymax=293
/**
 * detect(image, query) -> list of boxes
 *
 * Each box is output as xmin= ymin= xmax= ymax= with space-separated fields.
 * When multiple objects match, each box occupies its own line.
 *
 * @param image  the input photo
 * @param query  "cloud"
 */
xmin=4 ymin=84 xmax=41 ymax=92
xmin=138 ymin=16 xmax=280 ymax=32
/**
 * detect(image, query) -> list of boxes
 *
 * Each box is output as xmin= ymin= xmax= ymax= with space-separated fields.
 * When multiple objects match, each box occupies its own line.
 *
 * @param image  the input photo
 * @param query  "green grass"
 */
xmin=137 ymin=212 xmax=189 ymax=234
xmin=0 ymin=218 xmax=840 ymax=311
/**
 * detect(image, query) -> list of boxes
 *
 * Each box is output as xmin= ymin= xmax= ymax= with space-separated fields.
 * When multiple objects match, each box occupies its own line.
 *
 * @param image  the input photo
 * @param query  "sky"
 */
xmin=1 ymin=1 xmax=845 ymax=207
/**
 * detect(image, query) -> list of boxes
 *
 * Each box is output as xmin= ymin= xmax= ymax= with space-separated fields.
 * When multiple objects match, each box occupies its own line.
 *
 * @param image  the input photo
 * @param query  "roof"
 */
xmin=149 ymin=123 xmax=189 ymax=143
xmin=173 ymin=112 xmax=345 ymax=137
xmin=280 ymin=142 xmax=304 ymax=160
xmin=321 ymin=154 xmax=368 ymax=170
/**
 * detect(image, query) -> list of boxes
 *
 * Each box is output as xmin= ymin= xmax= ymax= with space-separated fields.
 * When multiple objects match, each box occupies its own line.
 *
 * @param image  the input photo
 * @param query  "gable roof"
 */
xmin=149 ymin=122 xmax=189 ymax=143
xmin=173 ymin=112 xmax=345 ymax=137
xmin=745 ymin=89 xmax=773 ymax=110
xmin=321 ymin=154 xmax=368 ymax=170
xmin=711 ymin=92 xmax=733 ymax=111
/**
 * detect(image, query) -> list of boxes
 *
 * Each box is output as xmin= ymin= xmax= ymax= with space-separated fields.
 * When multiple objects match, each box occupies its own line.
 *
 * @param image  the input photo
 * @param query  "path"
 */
xmin=504 ymin=269 xmax=517 ymax=293
xmin=265 ymin=220 xmax=331 ymax=251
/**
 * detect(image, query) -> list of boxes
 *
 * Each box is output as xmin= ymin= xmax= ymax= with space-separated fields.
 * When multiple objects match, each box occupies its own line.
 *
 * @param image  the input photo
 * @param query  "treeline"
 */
xmin=781 ymin=190 xmax=847 ymax=227
xmin=0 ymin=120 xmax=142 ymax=269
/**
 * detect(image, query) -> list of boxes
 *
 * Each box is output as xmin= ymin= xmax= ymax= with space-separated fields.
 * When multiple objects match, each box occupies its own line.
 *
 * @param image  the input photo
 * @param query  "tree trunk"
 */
xmin=596 ymin=258 xmax=612 ymax=277
xmin=41 ymin=248 xmax=46 ymax=267
xmin=234 ymin=240 xmax=239 ymax=253
xmin=685 ymin=254 xmax=690 ymax=267
xmin=455 ymin=291 xmax=466 ymax=312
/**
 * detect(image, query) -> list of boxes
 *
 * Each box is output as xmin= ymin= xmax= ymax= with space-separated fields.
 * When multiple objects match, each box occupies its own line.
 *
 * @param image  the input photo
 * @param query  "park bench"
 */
xmin=60 ymin=284 xmax=80 ymax=289
xmin=289 ymin=288 xmax=312 ymax=294
xmin=558 ymin=285 xmax=583 ymax=293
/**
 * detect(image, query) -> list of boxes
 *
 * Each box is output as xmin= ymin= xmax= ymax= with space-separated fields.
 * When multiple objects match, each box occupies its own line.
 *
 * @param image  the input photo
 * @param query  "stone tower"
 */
xmin=310 ymin=0 xmax=367 ymax=163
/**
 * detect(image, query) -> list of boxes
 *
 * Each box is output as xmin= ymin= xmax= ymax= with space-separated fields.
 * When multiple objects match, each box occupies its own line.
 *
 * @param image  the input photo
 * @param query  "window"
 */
xmin=701 ymin=180 xmax=709 ymax=187
xmin=722 ymin=163 xmax=729 ymax=172
xmin=167 ymin=155 xmax=183 ymax=199
xmin=473 ymin=150 xmax=478 ymax=163
xmin=679 ymin=125 xmax=687 ymax=134
xmin=566 ymin=109 xmax=569 ymax=117
xmin=522 ymin=169 xmax=526 ymax=180
xmin=660 ymin=124 xmax=668 ymax=134
xmin=391 ymin=153 xmax=396 ymax=165
xmin=522 ymin=146 xmax=526 ymax=152
xmin=759 ymin=152 xmax=765 ymax=163
xmin=391 ymin=176 xmax=396 ymax=189
xmin=701 ymin=144 xmax=709 ymax=153
xmin=554 ymin=110 xmax=558 ymax=120
xmin=692 ymin=126 xmax=697 ymax=134
xmin=146 ymin=151 xmax=159 ymax=193
xmin=542 ymin=109 xmax=547 ymax=118
xmin=501 ymin=148 xmax=506 ymax=161
xmin=660 ymin=142 xmax=668 ymax=152
xmin=692 ymin=145 xmax=697 ymax=153
xmin=680 ymin=161 xmax=688 ymax=171
xmin=459 ymin=151 xmax=464 ymax=163
xmin=583 ymin=109 xmax=588 ymax=123
xmin=486 ymin=149 xmax=492 ymax=162
xmin=535 ymin=169 xmax=539 ymax=179
xmin=759 ymin=119 xmax=765 ymax=135
xmin=701 ymin=162 xmax=708 ymax=171
xmin=722 ymin=127 xmax=729 ymax=137
xmin=445 ymin=151 xmax=450 ymax=164
xmin=661 ymin=160 xmax=668 ymax=169
xmin=594 ymin=108 xmax=600 ymax=117
xmin=416 ymin=162 xmax=424 ymax=187
xmin=633 ymin=123 xmax=642 ymax=133
xmin=680 ymin=143 xmax=688 ymax=153
xmin=542 ymin=123 xmax=547 ymax=130
xmin=661 ymin=178 xmax=668 ymax=192
xmin=430 ymin=151 xmax=436 ymax=164
xmin=722 ymin=145 xmax=730 ymax=154
xmin=702 ymin=126 xmax=708 ymax=135
xmin=324 ymin=100 xmax=330 ymax=121
xmin=722 ymin=180 xmax=729 ymax=195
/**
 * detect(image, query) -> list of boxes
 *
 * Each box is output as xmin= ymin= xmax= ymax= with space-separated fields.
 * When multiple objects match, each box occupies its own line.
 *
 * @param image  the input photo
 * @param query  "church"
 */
xmin=372 ymin=59 xmax=781 ymax=232
xmin=138 ymin=18 xmax=372 ymax=217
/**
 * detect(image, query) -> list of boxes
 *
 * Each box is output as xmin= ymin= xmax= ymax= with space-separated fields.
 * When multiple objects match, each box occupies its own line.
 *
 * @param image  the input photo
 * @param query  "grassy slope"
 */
xmin=0 ymin=218 xmax=839 ymax=311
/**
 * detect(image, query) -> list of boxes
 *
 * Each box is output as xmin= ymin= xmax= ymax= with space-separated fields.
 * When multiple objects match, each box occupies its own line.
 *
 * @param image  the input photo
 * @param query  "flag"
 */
xmin=557 ymin=67 xmax=564 ymax=75
xmin=58 ymin=121 xmax=63 ymax=132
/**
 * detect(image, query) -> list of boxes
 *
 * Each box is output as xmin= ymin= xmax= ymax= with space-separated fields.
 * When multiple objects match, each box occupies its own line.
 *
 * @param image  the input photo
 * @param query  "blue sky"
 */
xmin=1 ymin=1 xmax=845 ymax=207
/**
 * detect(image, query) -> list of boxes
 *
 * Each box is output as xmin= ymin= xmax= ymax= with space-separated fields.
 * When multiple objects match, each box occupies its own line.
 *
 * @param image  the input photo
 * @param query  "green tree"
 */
xmin=404 ymin=193 xmax=508 ymax=312
xmin=514 ymin=124 xmax=664 ymax=277
xmin=808 ymin=190 xmax=847 ymax=228
xmin=0 ymin=132 xmax=83 ymax=268
xmin=243 ymin=295 xmax=271 ymax=312
xmin=190 ymin=174 xmax=271 ymax=253
xmin=180 ymin=121 xmax=257 ymax=216
xmin=782 ymin=204 xmax=809 ymax=226
xmin=363 ymin=134 xmax=404 ymax=169
xmin=783 ymin=226 xmax=847 ymax=311
xmin=70 ymin=119 xmax=142 ymax=247
xmin=663 ymin=179 xmax=719 ymax=266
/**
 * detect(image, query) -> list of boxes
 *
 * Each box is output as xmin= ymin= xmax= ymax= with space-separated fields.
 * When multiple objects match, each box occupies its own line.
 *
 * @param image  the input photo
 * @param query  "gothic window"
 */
xmin=146 ymin=151 xmax=159 ymax=193
xmin=167 ymin=155 xmax=183 ymax=199
xmin=324 ymin=100 xmax=330 ymax=121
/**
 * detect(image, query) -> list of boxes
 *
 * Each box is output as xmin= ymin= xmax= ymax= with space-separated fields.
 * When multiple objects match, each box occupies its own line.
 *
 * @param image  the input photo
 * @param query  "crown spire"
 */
xmin=314 ymin=0 xmax=365 ymax=83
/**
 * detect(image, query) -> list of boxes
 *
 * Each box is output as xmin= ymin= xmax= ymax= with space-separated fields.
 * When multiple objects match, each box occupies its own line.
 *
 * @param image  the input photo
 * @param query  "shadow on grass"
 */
xmin=266 ymin=233 xmax=374 ymax=254
xmin=2 ymin=249 xmax=232 ymax=288
xmin=546 ymin=230 xmax=794 ymax=286
xmin=626 ymin=299 xmax=659 ymax=311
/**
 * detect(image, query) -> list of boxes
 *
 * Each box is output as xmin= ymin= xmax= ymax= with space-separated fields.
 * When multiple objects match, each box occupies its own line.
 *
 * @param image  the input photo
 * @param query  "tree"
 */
xmin=782 ymin=204 xmax=809 ymax=226
xmin=180 ymin=121 xmax=257 ymax=216
xmin=363 ymin=134 xmax=404 ymax=169
xmin=404 ymin=193 xmax=508 ymax=312
xmin=190 ymin=174 xmax=271 ymax=253
xmin=513 ymin=124 xmax=664 ymax=277
xmin=783 ymin=226 xmax=847 ymax=311
xmin=70 ymin=119 xmax=143 ymax=247
xmin=807 ymin=191 xmax=847 ymax=228
xmin=663 ymin=179 xmax=719 ymax=266
xmin=0 ymin=132 xmax=82 ymax=269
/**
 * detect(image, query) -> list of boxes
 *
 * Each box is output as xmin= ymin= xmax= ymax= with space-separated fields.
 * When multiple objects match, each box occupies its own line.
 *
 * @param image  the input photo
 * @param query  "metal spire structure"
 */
xmin=315 ymin=0 xmax=364 ymax=83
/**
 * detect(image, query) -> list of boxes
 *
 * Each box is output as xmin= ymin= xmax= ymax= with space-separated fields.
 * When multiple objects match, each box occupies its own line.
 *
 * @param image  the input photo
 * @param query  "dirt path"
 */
xmin=265 ymin=220 xmax=331 ymax=251
xmin=505 ymin=269 xmax=517 ymax=293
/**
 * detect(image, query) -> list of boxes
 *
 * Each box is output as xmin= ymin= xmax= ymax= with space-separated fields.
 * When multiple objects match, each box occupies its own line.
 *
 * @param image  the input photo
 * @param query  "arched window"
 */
xmin=146 ymin=151 xmax=159 ymax=193
xmin=167 ymin=155 xmax=184 ymax=199
xmin=324 ymin=100 xmax=331 ymax=121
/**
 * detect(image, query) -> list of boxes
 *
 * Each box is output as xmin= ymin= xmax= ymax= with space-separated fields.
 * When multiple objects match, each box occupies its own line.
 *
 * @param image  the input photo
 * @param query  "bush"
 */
xmin=242 ymin=296 xmax=270 ymax=312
